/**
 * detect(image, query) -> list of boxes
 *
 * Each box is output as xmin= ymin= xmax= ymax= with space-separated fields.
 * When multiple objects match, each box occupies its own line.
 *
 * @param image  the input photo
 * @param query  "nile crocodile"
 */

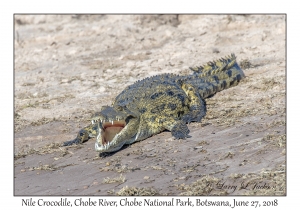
xmin=63 ymin=54 xmax=245 ymax=153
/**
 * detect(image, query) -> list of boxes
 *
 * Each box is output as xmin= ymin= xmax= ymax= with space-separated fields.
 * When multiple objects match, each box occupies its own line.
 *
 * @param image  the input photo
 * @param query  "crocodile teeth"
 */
xmin=95 ymin=142 xmax=108 ymax=151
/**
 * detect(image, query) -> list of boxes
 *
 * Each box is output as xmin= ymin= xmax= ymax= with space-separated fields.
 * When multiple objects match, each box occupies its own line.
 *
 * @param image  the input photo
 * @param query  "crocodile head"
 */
xmin=92 ymin=106 xmax=139 ymax=153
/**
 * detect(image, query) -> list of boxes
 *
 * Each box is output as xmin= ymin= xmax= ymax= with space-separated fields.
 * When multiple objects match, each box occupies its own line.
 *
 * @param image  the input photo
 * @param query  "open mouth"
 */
xmin=91 ymin=106 xmax=133 ymax=152
xmin=100 ymin=120 xmax=126 ymax=145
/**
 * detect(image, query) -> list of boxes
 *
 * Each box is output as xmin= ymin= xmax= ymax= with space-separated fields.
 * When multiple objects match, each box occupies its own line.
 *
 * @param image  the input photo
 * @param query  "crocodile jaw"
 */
xmin=95 ymin=117 xmax=139 ymax=153
xmin=95 ymin=135 xmax=135 ymax=153
xmin=102 ymin=120 xmax=126 ymax=143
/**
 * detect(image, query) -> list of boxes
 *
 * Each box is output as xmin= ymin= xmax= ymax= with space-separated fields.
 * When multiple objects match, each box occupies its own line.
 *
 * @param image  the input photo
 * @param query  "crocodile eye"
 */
xmin=116 ymin=106 xmax=123 ymax=111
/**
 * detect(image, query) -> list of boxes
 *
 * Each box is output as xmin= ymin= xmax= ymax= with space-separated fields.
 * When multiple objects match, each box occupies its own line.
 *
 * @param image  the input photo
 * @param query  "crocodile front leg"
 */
xmin=63 ymin=123 xmax=98 ymax=146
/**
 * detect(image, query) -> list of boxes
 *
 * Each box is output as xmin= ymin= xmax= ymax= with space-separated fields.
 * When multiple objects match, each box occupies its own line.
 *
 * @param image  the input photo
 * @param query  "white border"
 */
xmin=3 ymin=0 xmax=296 ymax=209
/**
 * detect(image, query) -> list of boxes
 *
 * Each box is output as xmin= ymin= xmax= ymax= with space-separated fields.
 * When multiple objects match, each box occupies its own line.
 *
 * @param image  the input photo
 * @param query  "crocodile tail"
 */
xmin=186 ymin=53 xmax=245 ymax=99
xmin=189 ymin=53 xmax=237 ymax=76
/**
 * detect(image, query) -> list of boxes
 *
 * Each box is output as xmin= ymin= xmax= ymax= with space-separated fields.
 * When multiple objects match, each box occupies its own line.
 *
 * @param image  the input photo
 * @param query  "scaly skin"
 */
xmin=63 ymin=54 xmax=245 ymax=153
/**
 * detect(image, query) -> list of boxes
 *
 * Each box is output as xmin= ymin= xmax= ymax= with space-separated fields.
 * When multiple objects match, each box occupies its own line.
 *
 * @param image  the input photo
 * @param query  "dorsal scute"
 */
xmin=189 ymin=53 xmax=237 ymax=77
